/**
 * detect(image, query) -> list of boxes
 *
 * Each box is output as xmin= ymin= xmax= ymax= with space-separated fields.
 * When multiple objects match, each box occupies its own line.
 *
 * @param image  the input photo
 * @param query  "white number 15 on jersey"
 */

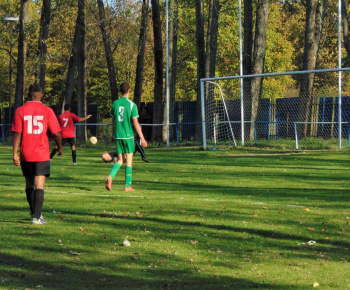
xmin=24 ymin=115 xmax=44 ymax=134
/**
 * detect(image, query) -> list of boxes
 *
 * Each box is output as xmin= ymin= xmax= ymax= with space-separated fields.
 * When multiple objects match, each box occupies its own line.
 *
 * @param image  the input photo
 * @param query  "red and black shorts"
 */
xmin=21 ymin=161 xmax=50 ymax=178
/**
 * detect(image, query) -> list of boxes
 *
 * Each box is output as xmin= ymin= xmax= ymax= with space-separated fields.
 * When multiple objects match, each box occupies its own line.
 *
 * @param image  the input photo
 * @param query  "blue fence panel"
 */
xmin=276 ymin=97 xmax=299 ymax=138
xmin=174 ymin=101 xmax=197 ymax=141
xmin=224 ymin=99 xmax=241 ymax=140
xmin=332 ymin=96 xmax=350 ymax=138
xmin=255 ymin=98 xmax=271 ymax=140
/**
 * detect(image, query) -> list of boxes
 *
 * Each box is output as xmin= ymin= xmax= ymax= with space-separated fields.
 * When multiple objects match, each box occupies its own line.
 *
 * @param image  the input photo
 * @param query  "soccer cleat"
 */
xmin=73 ymin=162 xmax=77 ymax=166
xmin=32 ymin=216 xmax=47 ymax=225
xmin=30 ymin=211 xmax=47 ymax=224
xmin=142 ymin=158 xmax=150 ymax=163
xmin=39 ymin=215 xmax=48 ymax=225
xmin=124 ymin=186 xmax=135 ymax=192
xmin=105 ymin=176 xmax=112 ymax=191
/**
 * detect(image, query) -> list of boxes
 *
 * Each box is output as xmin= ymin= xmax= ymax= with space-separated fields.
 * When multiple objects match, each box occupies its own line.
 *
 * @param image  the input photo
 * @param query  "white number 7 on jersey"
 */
xmin=63 ymin=118 xmax=69 ymax=127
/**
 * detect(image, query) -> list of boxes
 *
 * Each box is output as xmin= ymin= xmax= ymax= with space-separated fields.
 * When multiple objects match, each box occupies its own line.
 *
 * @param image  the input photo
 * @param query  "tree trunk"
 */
xmin=341 ymin=0 xmax=350 ymax=66
xmin=169 ymin=0 xmax=178 ymax=142
xmin=163 ymin=0 xmax=178 ymax=142
xmin=36 ymin=0 xmax=51 ymax=92
xmin=151 ymin=0 xmax=164 ymax=142
xmin=243 ymin=0 xmax=254 ymax=142
xmin=195 ymin=0 xmax=206 ymax=141
xmin=97 ymin=0 xmax=118 ymax=102
xmin=298 ymin=0 xmax=327 ymax=137
xmin=249 ymin=0 xmax=269 ymax=140
xmin=14 ymin=0 xmax=29 ymax=111
xmin=205 ymin=0 xmax=220 ymax=79
xmin=76 ymin=0 xmax=87 ymax=141
xmin=134 ymin=0 xmax=150 ymax=109
xmin=64 ymin=17 xmax=79 ymax=110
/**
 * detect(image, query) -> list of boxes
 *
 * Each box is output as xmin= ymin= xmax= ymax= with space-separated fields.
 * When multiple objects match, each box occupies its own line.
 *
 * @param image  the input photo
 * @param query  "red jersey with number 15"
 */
xmin=58 ymin=111 xmax=81 ymax=138
xmin=11 ymin=101 xmax=61 ymax=162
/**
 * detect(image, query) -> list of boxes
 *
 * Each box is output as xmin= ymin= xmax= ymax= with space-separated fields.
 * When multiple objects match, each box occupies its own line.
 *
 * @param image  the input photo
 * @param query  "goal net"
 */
xmin=201 ymin=68 xmax=350 ymax=150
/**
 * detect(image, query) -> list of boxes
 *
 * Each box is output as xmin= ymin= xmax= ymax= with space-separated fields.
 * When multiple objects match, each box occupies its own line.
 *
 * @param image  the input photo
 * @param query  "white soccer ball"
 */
xmin=89 ymin=136 xmax=98 ymax=145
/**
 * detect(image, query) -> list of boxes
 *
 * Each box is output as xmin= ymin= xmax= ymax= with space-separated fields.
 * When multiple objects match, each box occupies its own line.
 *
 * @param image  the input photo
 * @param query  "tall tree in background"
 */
xmin=243 ymin=0 xmax=254 ymax=135
xmin=151 ymin=0 xmax=164 ymax=142
xmin=14 ymin=0 xmax=29 ymax=111
xmin=195 ymin=0 xmax=206 ymax=140
xmin=64 ymin=18 xmax=79 ymax=108
xmin=297 ymin=0 xmax=327 ymax=137
xmin=205 ymin=0 xmax=220 ymax=80
xmin=76 ymin=0 xmax=88 ymax=141
xmin=97 ymin=0 xmax=118 ymax=102
xmin=163 ymin=0 xmax=179 ymax=142
xmin=134 ymin=0 xmax=150 ymax=109
xmin=249 ymin=0 xmax=270 ymax=140
xmin=341 ymin=0 xmax=350 ymax=65
xmin=195 ymin=0 xmax=221 ymax=140
xmin=35 ymin=0 xmax=51 ymax=92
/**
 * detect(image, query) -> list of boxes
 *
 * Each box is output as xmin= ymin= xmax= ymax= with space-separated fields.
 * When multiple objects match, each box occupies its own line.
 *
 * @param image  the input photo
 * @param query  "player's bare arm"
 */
xmin=79 ymin=115 xmax=92 ymax=122
xmin=13 ymin=132 xmax=21 ymax=166
xmin=52 ymin=132 xmax=63 ymax=156
xmin=133 ymin=118 xmax=147 ymax=148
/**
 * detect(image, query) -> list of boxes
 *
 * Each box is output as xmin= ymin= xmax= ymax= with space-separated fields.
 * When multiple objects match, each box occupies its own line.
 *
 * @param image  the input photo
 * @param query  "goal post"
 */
xmin=201 ymin=68 xmax=350 ymax=150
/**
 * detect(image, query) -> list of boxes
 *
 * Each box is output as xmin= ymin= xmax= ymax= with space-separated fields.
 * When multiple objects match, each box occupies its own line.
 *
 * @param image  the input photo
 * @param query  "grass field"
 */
xmin=0 ymin=144 xmax=349 ymax=289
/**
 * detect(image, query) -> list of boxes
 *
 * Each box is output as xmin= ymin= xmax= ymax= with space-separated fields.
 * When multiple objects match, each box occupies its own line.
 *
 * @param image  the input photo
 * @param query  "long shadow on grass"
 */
xmin=51 ymin=208 xmax=350 ymax=253
xmin=0 ymin=251 xmax=292 ymax=289
xmin=128 ymin=179 xmax=349 ymax=203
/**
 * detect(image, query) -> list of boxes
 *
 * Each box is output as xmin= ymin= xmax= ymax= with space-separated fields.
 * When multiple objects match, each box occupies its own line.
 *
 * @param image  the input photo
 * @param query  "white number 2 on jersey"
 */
xmin=24 ymin=115 xmax=44 ymax=134
xmin=118 ymin=106 xmax=125 ymax=122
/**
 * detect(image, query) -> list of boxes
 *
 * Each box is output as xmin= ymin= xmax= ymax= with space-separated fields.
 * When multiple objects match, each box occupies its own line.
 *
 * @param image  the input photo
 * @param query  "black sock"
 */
xmin=34 ymin=189 xmax=44 ymax=219
xmin=26 ymin=188 xmax=35 ymax=215
xmin=72 ymin=150 xmax=77 ymax=163
xmin=135 ymin=142 xmax=146 ymax=159
xmin=50 ymin=148 xmax=58 ymax=159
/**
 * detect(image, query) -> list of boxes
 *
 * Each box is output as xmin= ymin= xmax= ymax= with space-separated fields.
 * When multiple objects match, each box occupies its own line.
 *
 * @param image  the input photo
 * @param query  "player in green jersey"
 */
xmin=105 ymin=82 xmax=148 ymax=192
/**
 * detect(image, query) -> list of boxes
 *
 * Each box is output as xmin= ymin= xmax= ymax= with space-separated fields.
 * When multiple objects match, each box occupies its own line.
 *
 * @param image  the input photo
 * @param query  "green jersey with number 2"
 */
xmin=111 ymin=96 xmax=139 ymax=139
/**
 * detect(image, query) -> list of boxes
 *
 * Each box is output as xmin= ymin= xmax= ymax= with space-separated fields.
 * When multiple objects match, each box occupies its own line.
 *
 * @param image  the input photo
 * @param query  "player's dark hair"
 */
xmin=120 ymin=82 xmax=130 ymax=95
xmin=28 ymin=84 xmax=42 ymax=98
xmin=64 ymin=104 xmax=71 ymax=111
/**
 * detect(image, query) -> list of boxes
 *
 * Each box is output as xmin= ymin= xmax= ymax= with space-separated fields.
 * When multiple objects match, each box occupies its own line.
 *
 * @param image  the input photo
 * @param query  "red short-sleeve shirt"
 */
xmin=58 ymin=111 xmax=81 ymax=138
xmin=12 ymin=101 xmax=61 ymax=162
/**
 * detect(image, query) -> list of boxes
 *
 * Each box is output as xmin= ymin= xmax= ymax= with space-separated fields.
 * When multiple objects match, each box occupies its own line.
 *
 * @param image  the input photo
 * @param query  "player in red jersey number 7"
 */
xmin=12 ymin=84 xmax=63 ymax=225
xmin=50 ymin=104 xmax=92 ymax=165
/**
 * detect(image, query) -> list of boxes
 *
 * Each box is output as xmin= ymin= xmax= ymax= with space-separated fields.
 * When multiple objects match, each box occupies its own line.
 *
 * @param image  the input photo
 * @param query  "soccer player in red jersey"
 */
xmin=50 ymin=104 xmax=92 ymax=165
xmin=12 ymin=84 xmax=63 ymax=225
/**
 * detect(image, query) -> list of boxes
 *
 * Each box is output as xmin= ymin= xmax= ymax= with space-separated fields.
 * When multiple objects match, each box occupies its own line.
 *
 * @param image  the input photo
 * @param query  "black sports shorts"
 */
xmin=62 ymin=138 xmax=75 ymax=147
xmin=21 ymin=161 xmax=50 ymax=177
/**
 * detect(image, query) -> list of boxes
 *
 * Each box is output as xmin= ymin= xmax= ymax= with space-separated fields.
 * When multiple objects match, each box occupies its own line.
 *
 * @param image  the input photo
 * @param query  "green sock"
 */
xmin=125 ymin=166 xmax=132 ymax=188
xmin=109 ymin=163 xmax=121 ymax=179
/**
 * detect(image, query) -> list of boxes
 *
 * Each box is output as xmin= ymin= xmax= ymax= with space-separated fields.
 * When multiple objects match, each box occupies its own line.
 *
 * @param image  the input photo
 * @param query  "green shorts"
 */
xmin=116 ymin=139 xmax=135 ymax=154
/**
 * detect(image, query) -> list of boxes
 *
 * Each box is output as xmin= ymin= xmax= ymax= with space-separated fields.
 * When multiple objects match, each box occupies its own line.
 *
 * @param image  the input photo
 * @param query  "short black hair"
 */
xmin=120 ymin=82 xmax=130 ymax=95
xmin=64 ymin=104 xmax=71 ymax=111
xmin=27 ymin=84 xmax=42 ymax=99
xmin=28 ymin=84 xmax=42 ymax=94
